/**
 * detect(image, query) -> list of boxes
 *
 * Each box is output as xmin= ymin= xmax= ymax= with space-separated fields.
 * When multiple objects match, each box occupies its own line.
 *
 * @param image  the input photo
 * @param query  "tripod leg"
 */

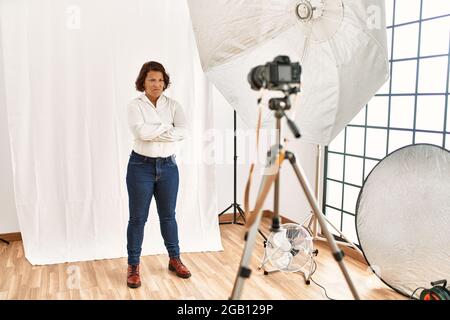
xmin=219 ymin=204 xmax=235 ymax=225
xmin=230 ymin=212 xmax=265 ymax=299
xmin=237 ymin=200 xmax=266 ymax=239
xmin=285 ymin=151 xmax=361 ymax=300
xmin=236 ymin=205 xmax=246 ymax=223
xmin=230 ymin=151 xmax=282 ymax=300
xmin=236 ymin=198 xmax=266 ymax=239
xmin=218 ymin=204 xmax=233 ymax=217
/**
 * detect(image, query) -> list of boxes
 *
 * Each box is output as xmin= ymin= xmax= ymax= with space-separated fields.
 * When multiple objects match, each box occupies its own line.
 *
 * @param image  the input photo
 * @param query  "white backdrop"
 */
xmin=0 ymin=0 xmax=222 ymax=265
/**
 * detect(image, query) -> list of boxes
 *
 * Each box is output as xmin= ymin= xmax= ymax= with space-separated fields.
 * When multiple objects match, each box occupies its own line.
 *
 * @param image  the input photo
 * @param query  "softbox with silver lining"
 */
xmin=187 ymin=0 xmax=389 ymax=146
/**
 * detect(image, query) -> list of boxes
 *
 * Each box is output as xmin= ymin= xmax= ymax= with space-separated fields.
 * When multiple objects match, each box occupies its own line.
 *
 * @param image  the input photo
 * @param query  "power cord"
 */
xmin=309 ymin=260 xmax=337 ymax=300
xmin=409 ymin=287 xmax=426 ymax=300
xmin=310 ymin=277 xmax=336 ymax=300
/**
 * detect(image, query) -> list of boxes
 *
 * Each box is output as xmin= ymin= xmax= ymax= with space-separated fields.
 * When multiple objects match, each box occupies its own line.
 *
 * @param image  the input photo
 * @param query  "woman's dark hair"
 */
xmin=135 ymin=61 xmax=171 ymax=92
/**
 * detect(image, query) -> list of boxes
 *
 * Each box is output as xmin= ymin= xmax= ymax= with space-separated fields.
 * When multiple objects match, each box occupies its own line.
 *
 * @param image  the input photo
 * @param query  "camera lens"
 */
xmin=247 ymin=65 xmax=267 ymax=90
xmin=248 ymin=56 xmax=301 ymax=91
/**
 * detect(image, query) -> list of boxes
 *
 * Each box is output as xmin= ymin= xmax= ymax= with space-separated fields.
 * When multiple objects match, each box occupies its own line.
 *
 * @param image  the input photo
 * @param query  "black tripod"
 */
xmin=0 ymin=238 xmax=10 ymax=245
xmin=218 ymin=110 xmax=246 ymax=226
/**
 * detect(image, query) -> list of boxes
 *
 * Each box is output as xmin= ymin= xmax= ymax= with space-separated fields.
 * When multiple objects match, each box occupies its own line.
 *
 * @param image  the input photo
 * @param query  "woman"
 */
xmin=126 ymin=61 xmax=191 ymax=289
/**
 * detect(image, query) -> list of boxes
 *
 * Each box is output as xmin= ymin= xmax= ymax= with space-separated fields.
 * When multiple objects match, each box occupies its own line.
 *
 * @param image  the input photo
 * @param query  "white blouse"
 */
xmin=127 ymin=94 xmax=188 ymax=157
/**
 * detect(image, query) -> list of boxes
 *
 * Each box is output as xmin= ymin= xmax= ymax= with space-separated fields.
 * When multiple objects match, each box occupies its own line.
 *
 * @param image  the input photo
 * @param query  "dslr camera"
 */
xmin=248 ymin=55 xmax=301 ymax=91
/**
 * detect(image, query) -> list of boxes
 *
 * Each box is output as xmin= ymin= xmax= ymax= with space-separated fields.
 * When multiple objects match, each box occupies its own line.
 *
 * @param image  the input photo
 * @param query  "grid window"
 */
xmin=328 ymin=130 xmax=345 ymax=153
xmin=342 ymin=214 xmax=359 ymax=244
xmin=343 ymin=185 xmax=361 ymax=214
xmin=324 ymin=1 xmax=450 ymax=244
xmin=447 ymin=104 xmax=450 ymax=132
xmin=385 ymin=0 xmax=394 ymax=27
xmin=391 ymin=60 xmax=417 ymax=93
xmin=364 ymin=159 xmax=379 ymax=180
xmin=418 ymin=57 xmax=448 ymax=93
xmin=393 ymin=23 xmax=419 ymax=59
xmin=415 ymin=132 xmax=444 ymax=145
xmin=378 ymin=72 xmax=391 ymax=94
xmin=422 ymin=0 xmax=450 ymax=19
xmin=327 ymin=153 xmax=344 ymax=181
xmin=367 ymin=96 xmax=389 ymax=127
xmin=395 ymin=0 xmax=421 ymax=24
xmin=345 ymin=156 xmax=364 ymax=186
xmin=420 ymin=17 xmax=450 ymax=56
xmin=389 ymin=130 xmax=413 ymax=153
xmin=386 ymin=27 xmax=393 ymax=60
xmin=345 ymin=127 xmax=365 ymax=156
xmin=349 ymin=107 xmax=366 ymax=126
xmin=390 ymin=96 xmax=415 ymax=128
xmin=326 ymin=180 xmax=343 ymax=209
xmin=325 ymin=207 xmax=342 ymax=232
xmin=366 ymin=128 xmax=388 ymax=159
xmin=416 ymin=95 xmax=446 ymax=131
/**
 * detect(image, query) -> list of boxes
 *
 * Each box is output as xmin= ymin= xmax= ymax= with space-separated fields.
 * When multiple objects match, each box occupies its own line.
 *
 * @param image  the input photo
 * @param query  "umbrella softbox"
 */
xmin=187 ymin=0 xmax=389 ymax=145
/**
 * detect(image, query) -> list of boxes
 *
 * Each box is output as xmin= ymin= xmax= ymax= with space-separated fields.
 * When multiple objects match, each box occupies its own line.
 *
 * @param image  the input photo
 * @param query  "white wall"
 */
xmin=0 ymin=44 xmax=19 ymax=233
xmin=213 ymin=86 xmax=320 ymax=224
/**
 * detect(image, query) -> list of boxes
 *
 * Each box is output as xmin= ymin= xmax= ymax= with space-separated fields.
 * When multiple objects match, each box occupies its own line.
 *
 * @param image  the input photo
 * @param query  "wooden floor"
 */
xmin=0 ymin=218 xmax=404 ymax=300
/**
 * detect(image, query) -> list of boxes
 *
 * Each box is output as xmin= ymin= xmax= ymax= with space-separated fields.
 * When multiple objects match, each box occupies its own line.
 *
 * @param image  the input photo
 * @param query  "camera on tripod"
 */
xmin=232 ymin=56 xmax=359 ymax=300
xmin=248 ymin=55 xmax=303 ymax=137
xmin=247 ymin=55 xmax=301 ymax=91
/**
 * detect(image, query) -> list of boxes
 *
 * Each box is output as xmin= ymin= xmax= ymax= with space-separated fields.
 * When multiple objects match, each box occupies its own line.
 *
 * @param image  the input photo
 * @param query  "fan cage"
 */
xmin=265 ymin=223 xmax=314 ymax=273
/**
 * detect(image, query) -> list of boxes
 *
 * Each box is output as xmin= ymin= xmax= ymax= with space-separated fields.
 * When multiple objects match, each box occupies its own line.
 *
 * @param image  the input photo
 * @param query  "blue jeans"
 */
xmin=126 ymin=150 xmax=180 ymax=265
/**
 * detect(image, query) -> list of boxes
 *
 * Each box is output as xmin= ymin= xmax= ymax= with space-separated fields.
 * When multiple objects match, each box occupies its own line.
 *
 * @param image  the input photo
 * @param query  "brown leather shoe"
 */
xmin=127 ymin=264 xmax=141 ymax=288
xmin=168 ymin=257 xmax=191 ymax=278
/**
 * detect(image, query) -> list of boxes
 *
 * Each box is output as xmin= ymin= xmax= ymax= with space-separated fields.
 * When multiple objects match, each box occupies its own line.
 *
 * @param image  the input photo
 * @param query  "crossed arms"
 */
xmin=128 ymin=103 xmax=188 ymax=142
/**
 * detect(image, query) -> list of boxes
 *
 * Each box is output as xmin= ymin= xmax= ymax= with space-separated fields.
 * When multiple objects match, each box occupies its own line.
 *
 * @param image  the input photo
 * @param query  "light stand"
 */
xmin=217 ymin=110 xmax=268 ymax=241
xmin=218 ymin=110 xmax=246 ymax=226
xmin=230 ymin=87 xmax=360 ymax=300
xmin=304 ymin=145 xmax=363 ymax=254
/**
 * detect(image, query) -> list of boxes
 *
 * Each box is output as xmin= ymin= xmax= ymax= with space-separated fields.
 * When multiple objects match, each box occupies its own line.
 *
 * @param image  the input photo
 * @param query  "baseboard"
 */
xmin=314 ymin=240 xmax=367 ymax=265
xmin=280 ymin=215 xmax=296 ymax=224
xmin=0 ymin=232 xmax=22 ymax=242
xmin=219 ymin=210 xmax=299 ymax=225
xmin=218 ymin=210 xmax=272 ymax=224
xmin=339 ymin=243 xmax=367 ymax=265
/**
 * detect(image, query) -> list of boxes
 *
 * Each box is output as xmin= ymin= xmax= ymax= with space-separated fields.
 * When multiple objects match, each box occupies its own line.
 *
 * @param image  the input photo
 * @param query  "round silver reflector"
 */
xmin=356 ymin=144 xmax=450 ymax=298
